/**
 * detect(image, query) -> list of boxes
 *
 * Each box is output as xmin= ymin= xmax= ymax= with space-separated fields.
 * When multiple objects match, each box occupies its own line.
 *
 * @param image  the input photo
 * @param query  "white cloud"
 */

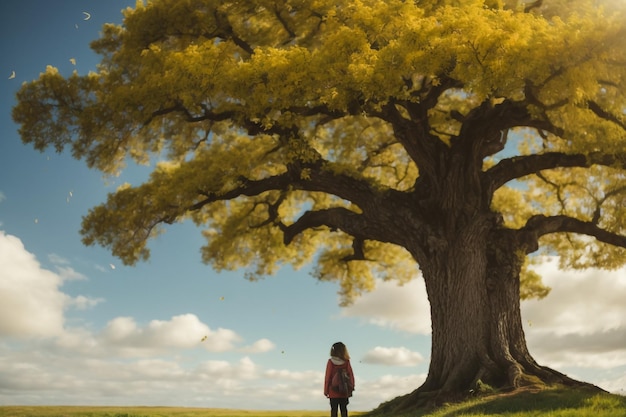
xmin=48 ymin=253 xmax=70 ymax=265
xmin=362 ymin=346 xmax=424 ymax=367
xmin=0 ymin=231 xmax=67 ymax=338
xmin=356 ymin=373 xmax=427 ymax=408
xmin=241 ymin=338 xmax=275 ymax=353
xmin=55 ymin=265 xmax=88 ymax=282
xmin=523 ymin=257 xmax=626 ymax=335
xmin=341 ymin=278 xmax=431 ymax=335
xmin=99 ymin=314 xmax=242 ymax=355
xmin=48 ymin=254 xmax=88 ymax=281
xmin=196 ymin=356 xmax=258 ymax=380
xmin=264 ymin=368 xmax=322 ymax=381
xmin=522 ymin=257 xmax=626 ymax=371
xmin=599 ymin=369 xmax=626 ymax=395
xmin=68 ymin=295 xmax=105 ymax=310
xmin=0 ymin=231 xmax=108 ymax=339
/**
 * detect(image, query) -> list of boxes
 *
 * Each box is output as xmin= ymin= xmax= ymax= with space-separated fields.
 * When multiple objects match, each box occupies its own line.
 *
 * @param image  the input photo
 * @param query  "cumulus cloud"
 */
xmin=341 ymin=278 xmax=431 ymax=334
xmin=99 ymin=314 xmax=242 ymax=355
xmin=522 ymin=257 xmax=626 ymax=370
xmin=0 ymin=231 xmax=67 ymax=338
xmin=0 ymin=231 xmax=108 ymax=340
xmin=0 ymin=231 xmax=243 ymax=355
xmin=357 ymin=373 xmax=427 ymax=406
xmin=196 ymin=356 xmax=258 ymax=380
xmin=241 ymin=338 xmax=275 ymax=353
xmin=362 ymin=346 xmax=425 ymax=367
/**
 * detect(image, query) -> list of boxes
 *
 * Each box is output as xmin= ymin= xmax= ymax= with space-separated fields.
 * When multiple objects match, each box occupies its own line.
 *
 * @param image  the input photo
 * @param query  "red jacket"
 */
xmin=324 ymin=357 xmax=355 ymax=398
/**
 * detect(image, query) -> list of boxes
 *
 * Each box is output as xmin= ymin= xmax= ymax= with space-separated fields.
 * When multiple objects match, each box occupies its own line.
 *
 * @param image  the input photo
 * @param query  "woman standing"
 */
xmin=324 ymin=342 xmax=355 ymax=417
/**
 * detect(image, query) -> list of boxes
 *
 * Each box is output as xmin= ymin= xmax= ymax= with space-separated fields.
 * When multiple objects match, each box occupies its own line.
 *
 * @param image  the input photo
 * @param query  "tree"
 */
xmin=13 ymin=0 xmax=626 ymax=411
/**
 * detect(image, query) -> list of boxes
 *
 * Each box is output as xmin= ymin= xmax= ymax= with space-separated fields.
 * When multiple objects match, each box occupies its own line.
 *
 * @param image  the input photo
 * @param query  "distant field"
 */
xmin=0 ymin=407 xmax=366 ymax=417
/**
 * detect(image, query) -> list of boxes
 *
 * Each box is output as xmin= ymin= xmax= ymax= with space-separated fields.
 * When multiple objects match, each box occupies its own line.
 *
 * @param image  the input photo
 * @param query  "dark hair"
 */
xmin=330 ymin=342 xmax=350 ymax=360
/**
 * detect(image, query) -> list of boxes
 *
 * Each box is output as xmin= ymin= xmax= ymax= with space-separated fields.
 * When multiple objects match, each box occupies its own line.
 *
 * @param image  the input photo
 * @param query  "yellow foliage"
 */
xmin=12 ymin=0 xmax=626 ymax=303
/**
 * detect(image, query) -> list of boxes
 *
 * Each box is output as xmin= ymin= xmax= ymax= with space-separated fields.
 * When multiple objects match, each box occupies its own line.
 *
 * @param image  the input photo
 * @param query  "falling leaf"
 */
xmin=83 ymin=11 xmax=91 ymax=20
xmin=201 ymin=335 xmax=207 ymax=342
xmin=219 ymin=296 xmax=225 ymax=301
xmin=8 ymin=71 xmax=15 ymax=80
xmin=70 ymin=58 xmax=76 ymax=65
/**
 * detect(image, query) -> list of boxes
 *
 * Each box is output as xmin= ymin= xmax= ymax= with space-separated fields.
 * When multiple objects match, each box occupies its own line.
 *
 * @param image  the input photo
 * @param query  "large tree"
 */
xmin=13 ymin=0 xmax=626 ymax=411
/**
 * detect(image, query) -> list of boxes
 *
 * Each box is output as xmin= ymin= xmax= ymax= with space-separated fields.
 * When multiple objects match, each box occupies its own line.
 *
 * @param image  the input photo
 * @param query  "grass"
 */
xmin=1 ymin=388 xmax=624 ymax=417
xmin=0 ymin=407 xmax=364 ymax=417
xmin=390 ymin=386 xmax=626 ymax=417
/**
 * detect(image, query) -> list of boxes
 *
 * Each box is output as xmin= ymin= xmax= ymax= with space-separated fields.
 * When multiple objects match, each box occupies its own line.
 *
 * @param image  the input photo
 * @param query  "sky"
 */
xmin=1 ymin=0 xmax=625 ymax=412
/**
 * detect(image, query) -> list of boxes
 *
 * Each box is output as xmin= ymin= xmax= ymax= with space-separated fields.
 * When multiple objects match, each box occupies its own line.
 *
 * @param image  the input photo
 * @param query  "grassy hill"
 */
xmin=372 ymin=386 xmax=626 ymax=417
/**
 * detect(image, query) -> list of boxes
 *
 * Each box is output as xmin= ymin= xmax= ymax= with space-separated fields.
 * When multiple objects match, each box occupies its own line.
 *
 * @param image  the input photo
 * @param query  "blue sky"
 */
xmin=0 ymin=0 xmax=625 ymax=411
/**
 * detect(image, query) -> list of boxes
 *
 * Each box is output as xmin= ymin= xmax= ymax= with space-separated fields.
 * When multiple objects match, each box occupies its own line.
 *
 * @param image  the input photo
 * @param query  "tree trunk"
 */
xmin=371 ymin=219 xmax=599 ymax=414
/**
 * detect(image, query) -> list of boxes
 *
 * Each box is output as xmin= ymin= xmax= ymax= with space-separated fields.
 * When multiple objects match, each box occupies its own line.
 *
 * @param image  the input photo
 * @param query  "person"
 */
xmin=324 ymin=342 xmax=355 ymax=417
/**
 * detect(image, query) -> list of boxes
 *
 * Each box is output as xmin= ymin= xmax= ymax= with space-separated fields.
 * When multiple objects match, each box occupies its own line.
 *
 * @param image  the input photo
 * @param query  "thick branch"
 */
xmin=282 ymin=207 xmax=366 ymax=245
xmin=485 ymin=151 xmax=626 ymax=192
xmin=185 ymin=165 xmax=379 ymax=219
xmin=521 ymin=214 xmax=626 ymax=250
xmin=457 ymin=99 xmax=562 ymax=159
xmin=380 ymin=100 xmax=444 ymax=182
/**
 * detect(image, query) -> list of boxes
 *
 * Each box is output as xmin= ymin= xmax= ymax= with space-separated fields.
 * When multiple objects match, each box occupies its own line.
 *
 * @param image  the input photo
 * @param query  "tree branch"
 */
xmin=144 ymin=102 xmax=236 ymax=126
xmin=587 ymin=100 xmax=626 ymax=130
xmin=213 ymin=9 xmax=254 ymax=55
xmin=524 ymin=0 xmax=543 ymax=13
xmin=485 ymin=151 xmax=626 ymax=192
xmin=457 ymin=99 xmax=562 ymax=159
xmin=342 ymin=238 xmax=367 ymax=261
xmin=282 ymin=207 xmax=366 ymax=245
xmin=521 ymin=214 xmax=626 ymax=249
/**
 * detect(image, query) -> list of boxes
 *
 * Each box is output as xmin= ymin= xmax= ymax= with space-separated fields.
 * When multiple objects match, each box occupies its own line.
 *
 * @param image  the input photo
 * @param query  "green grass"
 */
xmin=391 ymin=387 xmax=626 ymax=417
xmin=0 ymin=406 xmax=365 ymax=417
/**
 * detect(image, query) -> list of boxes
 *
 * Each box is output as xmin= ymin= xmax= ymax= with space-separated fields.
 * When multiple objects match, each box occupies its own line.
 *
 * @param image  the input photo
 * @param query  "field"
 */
xmin=0 ymin=407 xmax=360 ymax=417
xmin=2 ymin=388 xmax=625 ymax=417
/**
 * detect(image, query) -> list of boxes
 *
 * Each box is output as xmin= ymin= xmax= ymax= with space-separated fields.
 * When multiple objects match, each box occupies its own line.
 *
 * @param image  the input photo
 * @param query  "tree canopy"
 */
xmin=13 ymin=0 xmax=626 ymax=406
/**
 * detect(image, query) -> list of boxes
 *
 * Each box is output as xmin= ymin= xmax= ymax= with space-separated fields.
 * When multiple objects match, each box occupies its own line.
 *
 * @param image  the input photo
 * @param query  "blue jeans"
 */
xmin=330 ymin=397 xmax=349 ymax=417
